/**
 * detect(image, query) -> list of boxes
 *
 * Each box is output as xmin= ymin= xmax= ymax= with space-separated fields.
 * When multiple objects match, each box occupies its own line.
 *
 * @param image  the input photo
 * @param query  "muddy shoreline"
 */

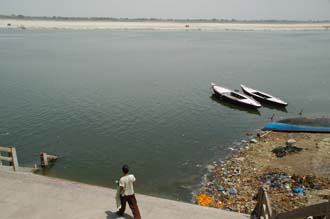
xmin=196 ymin=131 xmax=330 ymax=214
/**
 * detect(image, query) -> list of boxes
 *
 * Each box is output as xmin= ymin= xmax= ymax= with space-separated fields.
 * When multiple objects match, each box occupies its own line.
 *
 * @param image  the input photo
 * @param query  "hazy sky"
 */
xmin=1 ymin=0 xmax=330 ymax=20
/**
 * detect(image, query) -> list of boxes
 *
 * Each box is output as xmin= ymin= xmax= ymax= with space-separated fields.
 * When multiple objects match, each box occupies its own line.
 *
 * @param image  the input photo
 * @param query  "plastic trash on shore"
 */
xmin=217 ymin=185 xmax=224 ymax=192
xmin=196 ymin=194 xmax=215 ymax=206
xmin=258 ymin=172 xmax=291 ymax=188
xmin=292 ymin=187 xmax=305 ymax=193
xmin=229 ymin=188 xmax=237 ymax=195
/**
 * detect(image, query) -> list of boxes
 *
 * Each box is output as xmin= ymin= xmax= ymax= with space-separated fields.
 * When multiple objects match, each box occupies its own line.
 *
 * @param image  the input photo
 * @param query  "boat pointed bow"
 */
xmin=255 ymin=102 xmax=262 ymax=108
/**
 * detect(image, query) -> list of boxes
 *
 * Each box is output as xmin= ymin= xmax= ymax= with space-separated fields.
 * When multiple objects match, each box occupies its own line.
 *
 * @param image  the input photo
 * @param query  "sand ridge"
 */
xmin=1 ymin=19 xmax=330 ymax=31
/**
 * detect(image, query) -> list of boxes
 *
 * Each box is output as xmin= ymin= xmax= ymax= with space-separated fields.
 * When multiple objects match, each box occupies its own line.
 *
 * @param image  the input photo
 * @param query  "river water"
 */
xmin=0 ymin=29 xmax=329 ymax=201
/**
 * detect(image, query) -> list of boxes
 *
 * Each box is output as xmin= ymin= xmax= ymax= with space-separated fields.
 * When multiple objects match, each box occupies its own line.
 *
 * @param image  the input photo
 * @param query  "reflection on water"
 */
xmin=257 ymin=102 xmax=288 ymax=113
xmin=210 ymin=94 xmax=261 ymax=116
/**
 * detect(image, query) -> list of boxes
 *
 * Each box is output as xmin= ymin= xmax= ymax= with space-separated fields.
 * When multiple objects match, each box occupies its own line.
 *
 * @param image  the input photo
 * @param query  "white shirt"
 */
xmin=119 ymin=174 xmax=136 ymax=196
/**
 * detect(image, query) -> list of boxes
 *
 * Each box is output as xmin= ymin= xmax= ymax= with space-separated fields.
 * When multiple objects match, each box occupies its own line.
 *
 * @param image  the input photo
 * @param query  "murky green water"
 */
xmin=0 ymin=29 xmax=329 ymax=201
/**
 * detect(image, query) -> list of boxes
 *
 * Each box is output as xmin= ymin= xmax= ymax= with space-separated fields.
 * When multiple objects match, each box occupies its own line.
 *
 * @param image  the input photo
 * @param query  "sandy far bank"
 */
xmin=1 ymin=19 xmax=330 ymax=31
xmin=0 ymin=169 xmax=248 ymax=219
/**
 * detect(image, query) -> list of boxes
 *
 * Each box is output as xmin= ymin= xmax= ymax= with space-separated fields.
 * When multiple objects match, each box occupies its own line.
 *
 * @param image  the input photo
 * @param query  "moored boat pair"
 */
xmin=211 ymin=83 xmax=287 ymax=109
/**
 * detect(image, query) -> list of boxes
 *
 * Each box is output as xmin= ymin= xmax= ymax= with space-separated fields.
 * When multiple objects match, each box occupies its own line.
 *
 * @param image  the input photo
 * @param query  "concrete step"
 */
xmin=0 ymin=170 xmax=248 ymax=219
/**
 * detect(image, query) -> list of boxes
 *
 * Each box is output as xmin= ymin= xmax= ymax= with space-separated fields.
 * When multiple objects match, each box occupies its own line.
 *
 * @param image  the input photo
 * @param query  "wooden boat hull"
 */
xmin=241 ymin=90 xmax=287 ymax=107
xmin=240 ymin=84 xmax=288 ymax=107
xmin=263 ymin=122 xmax=330 ymax=133
xmin=213 ymin=91 xmax=259 ymax=109
xmin=211 ymin=83 xmax=261 ymax=109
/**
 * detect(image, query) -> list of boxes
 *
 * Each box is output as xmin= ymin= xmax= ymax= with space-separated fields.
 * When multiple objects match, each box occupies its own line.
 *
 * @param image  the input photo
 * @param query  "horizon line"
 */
xmin=1 ymin=14 xmax=330 ymax=23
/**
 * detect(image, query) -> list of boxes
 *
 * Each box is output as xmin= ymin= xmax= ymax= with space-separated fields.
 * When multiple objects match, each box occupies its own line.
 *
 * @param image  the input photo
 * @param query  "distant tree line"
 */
xmin=0 ymin=14 xmax=329 ymax=23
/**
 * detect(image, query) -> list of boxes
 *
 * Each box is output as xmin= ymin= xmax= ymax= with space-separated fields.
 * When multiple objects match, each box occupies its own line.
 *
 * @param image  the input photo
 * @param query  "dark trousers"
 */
xmin=118 ymin=194 xmax=141 ymax=219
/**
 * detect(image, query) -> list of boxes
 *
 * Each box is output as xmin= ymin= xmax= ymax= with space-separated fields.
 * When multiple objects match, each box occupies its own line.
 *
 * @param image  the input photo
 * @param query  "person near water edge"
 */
xmin=116 ymin=164 xmax=141 ymax=219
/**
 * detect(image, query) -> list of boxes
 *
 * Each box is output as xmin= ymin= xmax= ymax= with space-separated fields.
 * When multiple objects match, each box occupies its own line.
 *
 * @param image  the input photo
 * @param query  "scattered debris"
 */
xmin=258 ymin=172 xmax=290 ymax=188
xmin=257 ymin=130 xmax=272 ymax=138
xmin=206 ymin=165 xmax=215 ymax=172
xmin=287 ymin=138 xmax=297 ymax=146
xmin=250 ymin=139 xmax=258 ymax=144
xmin=272 ymin=145 xmax=303 ymax=157
xmin=292 ymin=187 xmax=304 ymax=194
xmin=196 ymin=194 xmax=215 ymax=206
xmin=229 ymin=188 xmax=238 ymax=195
xmin=217 ymin=185 xmax=224 ymax=191
xmin=197 ymin=132 xmax=330 ymax=214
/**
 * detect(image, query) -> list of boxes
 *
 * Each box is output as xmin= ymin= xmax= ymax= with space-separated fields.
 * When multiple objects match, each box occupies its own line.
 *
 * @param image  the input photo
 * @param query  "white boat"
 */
xmin=211 ymin=83 xmax=262 ymax=108
xmin=240 ymin=84 xmax=288 ymax=107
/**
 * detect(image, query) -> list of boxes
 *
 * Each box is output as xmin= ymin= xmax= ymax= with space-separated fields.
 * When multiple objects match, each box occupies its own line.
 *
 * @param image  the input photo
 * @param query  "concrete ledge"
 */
xmin=0 ymin=170 xmax=248 ymax=219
